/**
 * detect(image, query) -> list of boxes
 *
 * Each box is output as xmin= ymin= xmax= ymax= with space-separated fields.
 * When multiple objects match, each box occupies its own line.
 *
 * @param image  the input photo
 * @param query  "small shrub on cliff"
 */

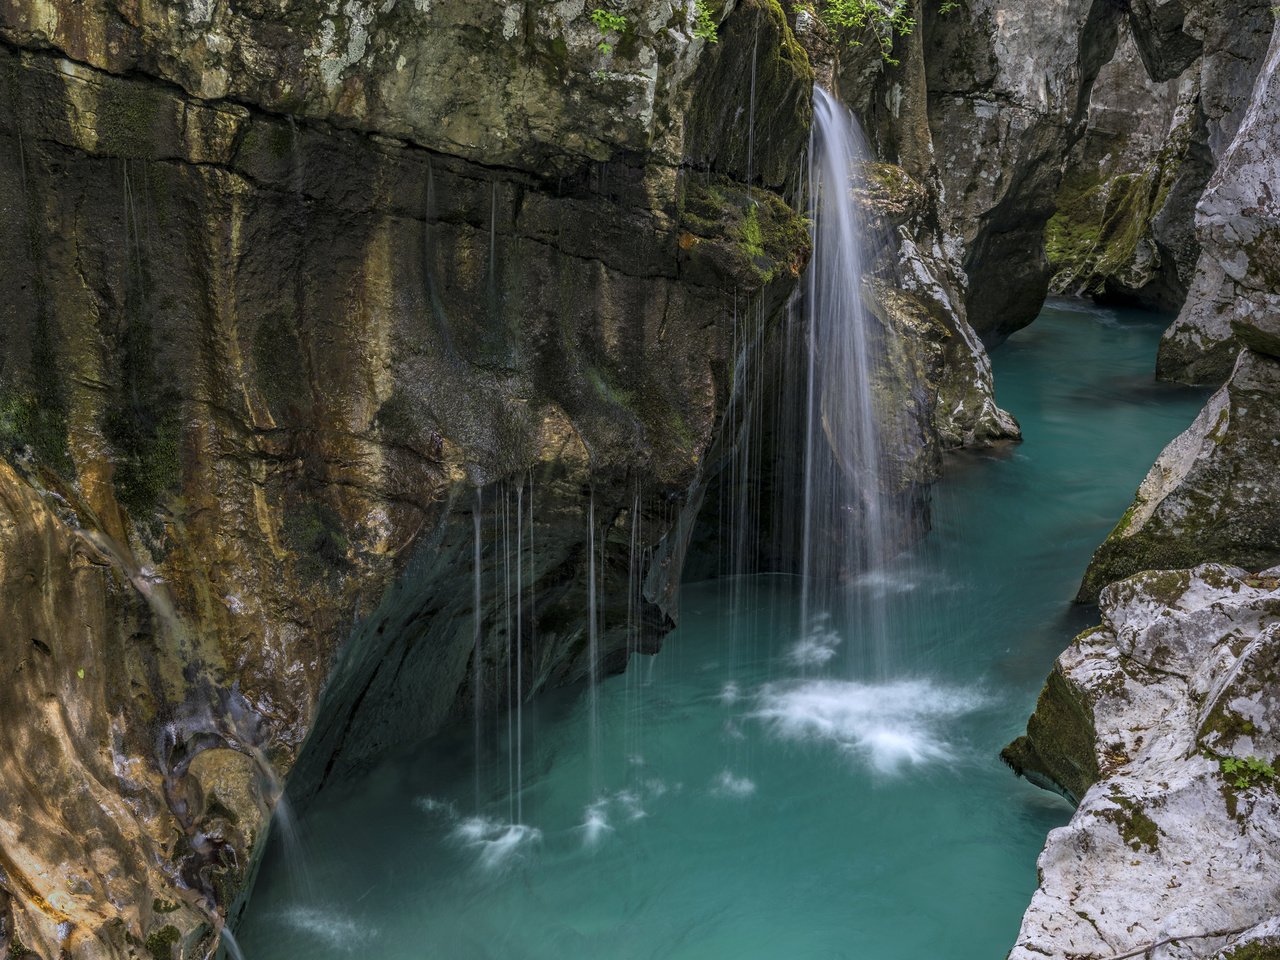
xmin=817 ymin=0 xmax=959 ymax=65
xmin=1220 ymin=755 xmax=1277 ymax=789
xmin=590 ymin=8 xmax=628 ymax=53
xmin=693 ymin=0 xmax=719 ymax=42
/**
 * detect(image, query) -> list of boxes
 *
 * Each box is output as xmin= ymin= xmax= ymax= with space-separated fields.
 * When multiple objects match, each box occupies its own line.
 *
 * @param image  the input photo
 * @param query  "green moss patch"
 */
xmin=144 ymin=924 xmax=180 ymax=960
xmin=679 ymin=174 xmax=810 ymax=285
xmin=1001 ymin=663 xmax=1101 ymax=803
xmin=1101 ymin=789 xmax=1160 ymax=853
xmin=1221 ymin=939 xmax=1280 ymax=959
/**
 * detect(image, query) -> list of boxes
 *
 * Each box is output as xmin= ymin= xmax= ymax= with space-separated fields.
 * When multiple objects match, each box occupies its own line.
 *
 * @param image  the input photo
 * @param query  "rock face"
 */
xmin=919 ymin=0 xmax=1125 ymax=341
xmin=1077 ymin=349 xmax=1280 ymax=603
xmin=1156 ymin=8 xmax=1280 ymax=384
xmin=0 ymin=1 xmax=816 ymax=956
xmin=1047 ymin=20 xmax=1209 ymax=309
xmin=1005 ymin=565 xmax=1280 ymax=960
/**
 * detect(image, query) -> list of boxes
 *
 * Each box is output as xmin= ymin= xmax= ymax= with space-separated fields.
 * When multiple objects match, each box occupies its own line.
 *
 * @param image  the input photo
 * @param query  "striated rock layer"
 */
xmin=1006 ymin=564 xmax=1280 ymax=960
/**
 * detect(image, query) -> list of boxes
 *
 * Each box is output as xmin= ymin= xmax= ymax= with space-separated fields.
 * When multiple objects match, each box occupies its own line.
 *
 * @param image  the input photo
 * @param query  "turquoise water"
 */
xmin=234 ymin=300 xmax=1209 ymax=959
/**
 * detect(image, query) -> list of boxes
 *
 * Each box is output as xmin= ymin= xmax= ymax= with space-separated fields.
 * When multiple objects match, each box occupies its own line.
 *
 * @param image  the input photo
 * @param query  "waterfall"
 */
xmin=472 ymin=491 xmax=483 ymax=812
xmin=586 ymin=489 xmax=600 ymax=792
xmin=219 ymin=926 xmax=247 ymax=960
xmin=799 ymin=87 xmax=897 ymax=674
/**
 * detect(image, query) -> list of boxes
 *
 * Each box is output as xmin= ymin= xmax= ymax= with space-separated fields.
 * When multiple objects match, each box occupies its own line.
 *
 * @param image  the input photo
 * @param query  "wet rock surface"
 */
xmin=1158 ymin=13 xmax=1280 ymax=383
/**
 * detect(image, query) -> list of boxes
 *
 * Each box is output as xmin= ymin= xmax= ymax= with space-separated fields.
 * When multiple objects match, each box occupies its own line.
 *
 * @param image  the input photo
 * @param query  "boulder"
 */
xmin=1007 ymin=564 xmax=1280 ymax=960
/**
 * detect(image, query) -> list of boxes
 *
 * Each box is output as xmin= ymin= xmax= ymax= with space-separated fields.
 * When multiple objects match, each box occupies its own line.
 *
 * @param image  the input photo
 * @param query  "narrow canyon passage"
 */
xmin=233 ymin=301 xmax=1209 ymax=959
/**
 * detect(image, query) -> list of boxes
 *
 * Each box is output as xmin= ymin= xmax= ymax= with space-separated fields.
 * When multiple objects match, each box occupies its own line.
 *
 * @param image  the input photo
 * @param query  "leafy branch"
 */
xmin=1220 ymin=754 xmax=1276 ymax=789
xmin=694 ymin=0 xmax=719 ymax=42
xmin=814 ymin=0 xmax=960 ymax=65
xmin=590 ymin=8 xmax=628 ymax=53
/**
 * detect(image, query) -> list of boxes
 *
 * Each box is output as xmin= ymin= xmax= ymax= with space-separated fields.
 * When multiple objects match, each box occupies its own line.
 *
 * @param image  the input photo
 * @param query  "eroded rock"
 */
xmin=0 ymin=2 xmax=815 ymax=955
xmin=1007 ymin=564 xmax=1280 ymax=960
xmin=1157 ymin=10 xmax=1280 ymax=383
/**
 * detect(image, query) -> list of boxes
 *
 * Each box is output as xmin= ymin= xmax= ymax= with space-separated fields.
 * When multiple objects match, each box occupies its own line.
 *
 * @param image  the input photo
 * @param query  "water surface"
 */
xmin=234 ymin=300 xmax=1209 ymax=959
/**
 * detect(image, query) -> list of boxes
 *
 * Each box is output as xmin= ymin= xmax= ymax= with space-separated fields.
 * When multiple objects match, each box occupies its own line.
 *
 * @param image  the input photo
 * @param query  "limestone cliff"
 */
xmin=1006 ymin=565 xmax=1280 ymax=960
xmin=1039 ymin=0 xmax=1276 ymax=346
xmin=0 ymin=2 xmax=816 ymax=956
xmin=1047 ymin=20 xmax=1209 ymax=310
xmin=1077 ymin=348 xmax=1280 ymax=603
xmin=1158 ymin=11 xmax=1280 ymax=383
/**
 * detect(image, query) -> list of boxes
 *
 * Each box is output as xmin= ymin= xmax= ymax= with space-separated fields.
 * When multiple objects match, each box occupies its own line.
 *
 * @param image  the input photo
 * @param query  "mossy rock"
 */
xmin=1002 ymin=662 xmax=1101 ymax=804
xmin=1100 ymin=789 xmax=1160 ymax=852
xmin=678 ymin=174 xmax=810 ymax=286
xmin=144 ymin=924 xmax=180 ymax=960
xmin=1077 ymin=351 xmax=1280 ymax=602
xmin=1221 ymin=940 xmax=1280 ymax=960
xmin=681 ymin=0 xmax=814 ymax=188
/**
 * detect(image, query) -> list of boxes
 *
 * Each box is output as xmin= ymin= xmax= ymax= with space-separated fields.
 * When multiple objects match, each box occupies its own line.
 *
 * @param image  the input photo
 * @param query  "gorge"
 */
xmin=1 ymin=0 xmax=1279 ymax=958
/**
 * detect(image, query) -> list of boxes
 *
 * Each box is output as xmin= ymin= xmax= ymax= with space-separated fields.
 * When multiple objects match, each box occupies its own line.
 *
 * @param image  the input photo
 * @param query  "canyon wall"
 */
xmin=0 ymin=1 xmax=817 ymax=955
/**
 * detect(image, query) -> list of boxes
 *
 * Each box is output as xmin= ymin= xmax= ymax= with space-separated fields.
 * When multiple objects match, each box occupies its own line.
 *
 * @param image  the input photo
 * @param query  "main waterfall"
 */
xmin=796 ymin=87 xmax=902 ymax=674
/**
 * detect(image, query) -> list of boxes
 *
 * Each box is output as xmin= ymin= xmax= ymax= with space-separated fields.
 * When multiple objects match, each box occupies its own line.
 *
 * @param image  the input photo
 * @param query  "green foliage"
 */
xmin=0 ymin=388 xmax=73 ymax=474
xmin=693 ymin=0 xmax=719 ymax=42
xmin=1220 ymin=755 xmax=1277 ymax=790
xmin=590 ymin=8 xmax=628 ymax=53
xmin=816 ymin=0 xmax=958 ymax=64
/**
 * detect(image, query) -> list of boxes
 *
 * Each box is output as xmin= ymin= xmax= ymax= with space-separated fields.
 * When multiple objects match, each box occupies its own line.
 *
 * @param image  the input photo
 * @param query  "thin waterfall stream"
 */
xmin=231 ymin=90 xmax=1212 ymax=959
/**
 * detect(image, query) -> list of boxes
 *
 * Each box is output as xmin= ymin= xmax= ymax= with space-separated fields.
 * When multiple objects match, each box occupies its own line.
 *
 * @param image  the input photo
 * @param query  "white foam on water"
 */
xmin=278 ymin=907 xmax=373 ymax=952
xmin=643 ymin=778 xmax=668 ymax=798
xmin=413 ymin=796 xmax=454 ymax=816
xmin=616 ymin=790 xmax=646 ymax=821
xmin=580 ymin=800 xmax=613 ymax=848
xmin=753 ymin=678 xmax=986 ymax=774
xmin=451 ymin=817 xmax=542 ymax=870
xmin=719 ymin=681 xmax=742 ymax=705
xmin=787 ymin=629 xmax=842 ymax=667
xmin=711 ymin=770 xmax=756 ymax=798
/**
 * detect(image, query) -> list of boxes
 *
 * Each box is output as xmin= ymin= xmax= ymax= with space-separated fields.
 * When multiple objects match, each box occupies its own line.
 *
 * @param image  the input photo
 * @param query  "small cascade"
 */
xmin=269 ymin=794 xmax=314 ymax=901
xmin=219 ymin=926 xmax=247 ymax=960
xmin=472 ymin=490 xmax=483 ymax=812
xmin=586 ymin=488 xmax=600 ymax=793
xmin=515 ymin=482 xmax=525 ymax=824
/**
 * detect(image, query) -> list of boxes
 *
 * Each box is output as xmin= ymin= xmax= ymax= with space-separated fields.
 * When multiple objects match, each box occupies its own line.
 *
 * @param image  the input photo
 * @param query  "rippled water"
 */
xmin=234 ymin=300 xmax=1209 ymax=959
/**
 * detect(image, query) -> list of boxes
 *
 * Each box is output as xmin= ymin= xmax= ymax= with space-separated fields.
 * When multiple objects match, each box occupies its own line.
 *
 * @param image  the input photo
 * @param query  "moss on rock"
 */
xmin=1077 ymin=351 xmax=1280 ymax=603
xmin=1002 ymin=663 xmax=1102 ymax=804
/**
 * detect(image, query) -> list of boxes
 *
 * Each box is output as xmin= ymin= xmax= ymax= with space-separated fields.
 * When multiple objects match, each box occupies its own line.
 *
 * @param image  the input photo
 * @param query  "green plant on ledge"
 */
xmin=591 ymin=8 xmax=628 ymax=53
xmin=1220 ymin=755 xmax=1277 ymax=789
xmin=815 ymin=0 xmax=959 ymax=65
xmin=694 ymin=0 xmax=719 ymax=42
